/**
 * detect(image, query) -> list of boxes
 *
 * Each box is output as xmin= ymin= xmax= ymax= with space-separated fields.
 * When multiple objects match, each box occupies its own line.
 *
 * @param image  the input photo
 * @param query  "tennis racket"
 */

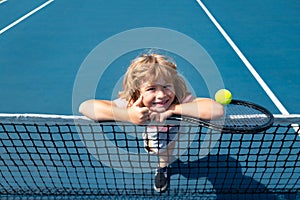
xmin=168 ymin=99 xmax=274 ymax=133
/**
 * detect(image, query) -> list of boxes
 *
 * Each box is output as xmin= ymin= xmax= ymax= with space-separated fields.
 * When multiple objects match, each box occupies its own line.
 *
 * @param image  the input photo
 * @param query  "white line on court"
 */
xmin=0 ymin=0 xmax=8 ymax=5
xmin=195 ymin=0 xmax=290 ymax=115
xmin=0 ymin=0 xmax=54 ymax=35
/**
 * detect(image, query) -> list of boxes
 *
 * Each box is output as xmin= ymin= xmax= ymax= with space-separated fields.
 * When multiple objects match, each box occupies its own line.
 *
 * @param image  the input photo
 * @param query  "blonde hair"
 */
xmin=119 ymin=53 xmax=191 ymax=106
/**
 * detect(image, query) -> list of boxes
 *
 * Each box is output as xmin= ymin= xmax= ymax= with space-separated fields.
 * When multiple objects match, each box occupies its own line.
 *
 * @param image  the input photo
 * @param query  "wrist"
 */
xmin=168 ymin=104 xmax=177 ymax=115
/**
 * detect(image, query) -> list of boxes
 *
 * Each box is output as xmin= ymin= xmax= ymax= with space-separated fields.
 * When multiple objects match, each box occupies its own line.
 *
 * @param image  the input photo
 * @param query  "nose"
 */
xmin=156 ymin=87 xmax=167 ymax=98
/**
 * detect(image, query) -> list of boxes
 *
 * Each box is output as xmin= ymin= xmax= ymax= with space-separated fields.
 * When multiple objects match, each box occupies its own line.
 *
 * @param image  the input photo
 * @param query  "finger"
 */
xmin=141 ymin=106 xmax=149 ymax=112
xmin=141 ymin=115 xmax=149 ymax=124
xmin=132 ymin=95 xmax=143 ymax=107
xmin=155 ymin=114 xmax=161 ymax=123
xmin=149 ymin=112 xmax=156 ymax=122
xmin=157 ymin=114 xmax=166 ymax=123
xmin=159 ymin=115 xmax=166 ymax=123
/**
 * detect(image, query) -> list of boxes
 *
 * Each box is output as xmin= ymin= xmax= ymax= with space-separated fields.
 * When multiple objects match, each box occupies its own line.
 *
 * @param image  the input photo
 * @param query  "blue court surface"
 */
xmin=0 ymin=0 xmax=299 ymax=115
xmin=0 ymin=0 xmax=299 ymax=199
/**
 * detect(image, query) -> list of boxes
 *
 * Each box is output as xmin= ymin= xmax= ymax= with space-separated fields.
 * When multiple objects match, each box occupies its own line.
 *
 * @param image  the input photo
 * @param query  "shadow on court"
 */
xmin=170 ymin=154 xmax=278 ymax=200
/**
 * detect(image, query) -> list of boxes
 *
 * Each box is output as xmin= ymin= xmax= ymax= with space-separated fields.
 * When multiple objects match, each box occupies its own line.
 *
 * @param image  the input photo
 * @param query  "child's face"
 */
xmin=139 ymin=77 xmax=175 ymax=112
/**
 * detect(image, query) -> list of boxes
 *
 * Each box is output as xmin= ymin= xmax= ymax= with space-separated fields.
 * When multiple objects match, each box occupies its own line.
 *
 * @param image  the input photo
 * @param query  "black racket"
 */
xmin=169 ymin=100 xmax=274 ymax=133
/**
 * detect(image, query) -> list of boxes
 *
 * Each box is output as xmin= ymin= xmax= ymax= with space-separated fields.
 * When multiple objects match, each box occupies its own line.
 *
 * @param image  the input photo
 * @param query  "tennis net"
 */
xmin=0 ymin=113 xmax=299 ymax=199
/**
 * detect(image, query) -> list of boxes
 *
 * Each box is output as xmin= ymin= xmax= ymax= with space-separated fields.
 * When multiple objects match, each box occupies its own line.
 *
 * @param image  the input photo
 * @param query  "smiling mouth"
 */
xmin=153 ymin=100 xmax=169 ymax=106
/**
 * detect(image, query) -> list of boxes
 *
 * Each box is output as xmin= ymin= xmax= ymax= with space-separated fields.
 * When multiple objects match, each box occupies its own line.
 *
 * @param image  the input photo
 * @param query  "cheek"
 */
xmin=168 ymin=90 xmax=176 ymax=100
xmin=141 ymin=95 xmax=153 ymax=107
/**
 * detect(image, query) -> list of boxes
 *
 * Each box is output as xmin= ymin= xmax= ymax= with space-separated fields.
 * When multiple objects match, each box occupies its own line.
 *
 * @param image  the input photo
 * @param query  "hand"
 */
xmin=128 ymin=96 xmax=150 ymax=124
xmin=149 ymin=109 xmax=173 ymax=123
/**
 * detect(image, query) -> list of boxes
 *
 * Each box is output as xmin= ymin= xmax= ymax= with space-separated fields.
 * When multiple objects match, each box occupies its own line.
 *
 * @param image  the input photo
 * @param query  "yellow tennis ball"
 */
xmin=215 ymin=89 xmax=232 ymax=105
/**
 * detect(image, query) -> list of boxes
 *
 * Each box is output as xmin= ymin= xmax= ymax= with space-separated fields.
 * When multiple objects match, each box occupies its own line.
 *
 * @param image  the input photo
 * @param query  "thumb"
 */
xmin=132 ymin=95 xmax=143 ymax=107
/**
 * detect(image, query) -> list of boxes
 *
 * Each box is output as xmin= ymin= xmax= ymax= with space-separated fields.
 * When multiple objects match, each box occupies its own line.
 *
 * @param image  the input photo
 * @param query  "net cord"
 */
xmin=0 ymin=113 xmax=299 ymax=124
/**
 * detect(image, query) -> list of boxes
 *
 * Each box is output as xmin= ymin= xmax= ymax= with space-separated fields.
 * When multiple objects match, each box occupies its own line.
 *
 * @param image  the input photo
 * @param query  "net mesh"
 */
xmin=0 ymin=114 xmax=299 ymax=199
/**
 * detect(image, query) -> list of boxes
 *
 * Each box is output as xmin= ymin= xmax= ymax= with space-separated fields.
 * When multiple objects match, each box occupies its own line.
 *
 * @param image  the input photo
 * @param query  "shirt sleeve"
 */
xmin=182 ymin=94 xmax=195 ymax=103
xmin=113 ymin=98 xmax=128 ymax=108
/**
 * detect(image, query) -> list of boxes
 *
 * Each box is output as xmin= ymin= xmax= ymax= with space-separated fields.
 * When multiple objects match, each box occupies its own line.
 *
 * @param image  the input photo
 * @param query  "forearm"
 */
xmin=172 ymin=98 xmax=224 ymax=120
xmin=79 ymin=100 xmax=130 ymax=122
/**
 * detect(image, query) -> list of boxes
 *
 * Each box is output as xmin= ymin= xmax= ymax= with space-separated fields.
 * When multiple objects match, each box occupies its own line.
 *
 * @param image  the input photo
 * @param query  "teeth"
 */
xmin=154 ymin=100 xmax=167 ymax=105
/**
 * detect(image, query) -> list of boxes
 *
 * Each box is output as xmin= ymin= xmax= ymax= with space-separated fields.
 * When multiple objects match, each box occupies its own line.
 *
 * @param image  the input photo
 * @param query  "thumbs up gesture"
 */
xmin=128 ymin=95 xmax=150 ymax=124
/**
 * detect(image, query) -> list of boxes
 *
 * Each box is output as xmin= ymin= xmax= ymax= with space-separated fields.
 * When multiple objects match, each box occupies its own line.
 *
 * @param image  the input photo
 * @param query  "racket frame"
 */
xmin=168 ymin=99 xmax=274 ymax=133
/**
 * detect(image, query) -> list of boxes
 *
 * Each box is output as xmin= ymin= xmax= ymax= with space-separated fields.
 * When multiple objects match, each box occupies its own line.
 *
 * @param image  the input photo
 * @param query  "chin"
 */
xmin=150 ymin=107 xmax=167 ymax=113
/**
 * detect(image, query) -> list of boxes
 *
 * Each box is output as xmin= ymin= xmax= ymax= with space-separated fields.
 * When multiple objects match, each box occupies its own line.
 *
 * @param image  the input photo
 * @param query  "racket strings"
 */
xmin=210 ymin=103 xmax=270 ymax=129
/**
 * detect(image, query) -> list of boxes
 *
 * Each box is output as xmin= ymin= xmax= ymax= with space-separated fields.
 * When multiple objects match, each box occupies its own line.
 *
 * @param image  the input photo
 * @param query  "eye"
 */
xmin=146 ymin=87 xmax=156 ymax=91
xmin=164 ymin=85 xmax=173 ymax=90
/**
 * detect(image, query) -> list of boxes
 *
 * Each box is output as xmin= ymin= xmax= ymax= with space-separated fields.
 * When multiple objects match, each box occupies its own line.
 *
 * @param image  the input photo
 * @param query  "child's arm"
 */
xmin=149 ymin=98 xmax=224 ymax=122
xmin=79 ymin=96 xmax=150 ymax=124
xmin=172 ymin=98 xmax=224 ymax=119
